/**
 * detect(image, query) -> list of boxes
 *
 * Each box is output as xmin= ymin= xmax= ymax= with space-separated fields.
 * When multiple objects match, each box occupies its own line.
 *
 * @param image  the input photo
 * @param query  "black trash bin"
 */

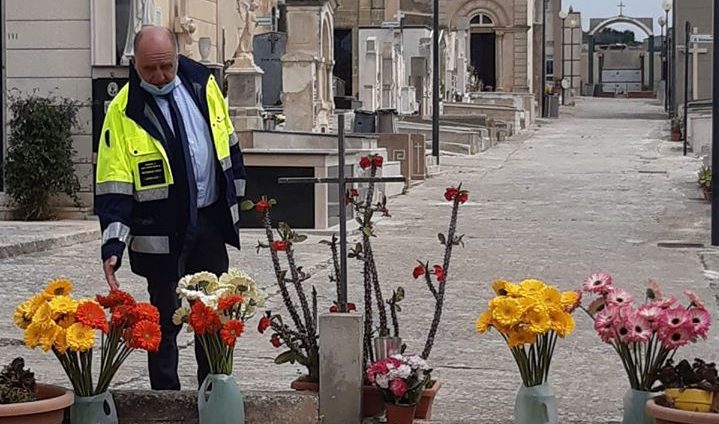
xmin=353 ymin=110 xmax=376 ymax=133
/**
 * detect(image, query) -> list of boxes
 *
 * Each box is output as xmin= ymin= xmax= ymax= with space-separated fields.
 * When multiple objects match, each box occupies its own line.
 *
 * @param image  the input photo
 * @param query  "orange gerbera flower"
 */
xmin=97 ymin=289 xmax=136 ymax=309
xmin=188 ymin=301 xmax=221 ymax=335
xmin=111 ymin=304 xmax=135 ymax=328
xmin=76 ymin=301 xmax=109 ymax=333
xmin=220 ymin=320 xmax=245 ymax=347
xmin=132 ymin=303 xmax=160 ymax=324
xmin=218 ymin=294 xmax=244 ymax=311
xmin=128 ymin=320 xmax=161 ymax=352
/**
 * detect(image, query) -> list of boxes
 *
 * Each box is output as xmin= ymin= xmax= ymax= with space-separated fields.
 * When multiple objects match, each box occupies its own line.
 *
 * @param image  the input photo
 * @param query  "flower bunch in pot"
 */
xmin=173 ymin=269 xmax=265 ymax=423
xmin=645 ymin=358 xmax=719 ymax=424
xmin=475 ymin=278 xmax=581 ymax=424
xmin=13 ymin=279 xmax=161 ymax=424
xmin=578 ymin=273 xmax=712 ymax=424
xmin=698 ymin=166 xmax=712 ymax=202
xmin=0 ymin=357 xmax=74 ymax=424
xmin=366 ymin=353 xmax=432 ymax=424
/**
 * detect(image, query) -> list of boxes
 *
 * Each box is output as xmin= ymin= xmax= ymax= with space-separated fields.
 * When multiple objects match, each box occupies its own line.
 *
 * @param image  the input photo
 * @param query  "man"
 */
xmin=94 ymin=26 xmax=246 ymax=390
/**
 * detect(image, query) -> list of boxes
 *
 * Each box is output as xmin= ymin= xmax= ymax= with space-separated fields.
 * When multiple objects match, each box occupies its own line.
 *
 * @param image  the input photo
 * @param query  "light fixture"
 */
xmin=658 ymin=16 xmax=666 ymax=28
xmin=569 ymin=18 xmax=578 ymax=28
xmin=558 ymin=10 xmax=568 ymax=19
xmin=662 ymin=0 xmax=672 ymax=12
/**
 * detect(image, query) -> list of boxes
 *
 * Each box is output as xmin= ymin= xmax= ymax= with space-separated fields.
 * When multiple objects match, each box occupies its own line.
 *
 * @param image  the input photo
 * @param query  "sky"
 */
xmin=567 ymin=0 xmax=668 ymax=39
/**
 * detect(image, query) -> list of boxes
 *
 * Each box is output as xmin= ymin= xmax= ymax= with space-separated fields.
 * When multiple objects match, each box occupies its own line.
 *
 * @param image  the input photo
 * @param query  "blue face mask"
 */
xmin=140 ymin=76 xmax=177 ymax=97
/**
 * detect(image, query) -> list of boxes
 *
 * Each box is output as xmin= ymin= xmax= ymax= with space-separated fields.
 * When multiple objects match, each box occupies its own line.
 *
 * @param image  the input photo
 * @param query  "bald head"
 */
xmin=133 ymin=26 xmax=178 ymax=88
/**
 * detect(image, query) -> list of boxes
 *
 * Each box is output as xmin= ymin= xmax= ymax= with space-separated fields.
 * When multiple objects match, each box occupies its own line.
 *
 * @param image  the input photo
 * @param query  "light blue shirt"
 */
xmin=154 ymin=78 xmax=218 ymax=208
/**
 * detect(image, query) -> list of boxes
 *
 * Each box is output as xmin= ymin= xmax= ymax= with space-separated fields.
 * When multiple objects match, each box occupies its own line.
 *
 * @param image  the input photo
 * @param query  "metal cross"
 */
xmin=278 ymin=114 xmax=405 ymax=312
xmin=617 ymin=1 xmax=626 ymax=16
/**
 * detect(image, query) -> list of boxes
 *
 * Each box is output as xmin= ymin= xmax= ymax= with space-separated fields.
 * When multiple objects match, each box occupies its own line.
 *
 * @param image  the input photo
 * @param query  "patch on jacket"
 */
xmin=138 ymin=160 xmax=166 ymax=186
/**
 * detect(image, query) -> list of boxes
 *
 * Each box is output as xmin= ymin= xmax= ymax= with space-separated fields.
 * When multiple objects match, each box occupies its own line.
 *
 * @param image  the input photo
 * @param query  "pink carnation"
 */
xmin=583 ymin=272 xmax=613 ymax=294
xmin=606 ymin=288 xmax=633 ymax=307
xmin=659 ymin=326 xmax=694 ymax=349
xmin=684 ymin=290 xmax=707 ymax=310
xmin=389 ymin=378 xmax=407 ymax=399
xmin=688 ymin=308 xmax=712 ymax=339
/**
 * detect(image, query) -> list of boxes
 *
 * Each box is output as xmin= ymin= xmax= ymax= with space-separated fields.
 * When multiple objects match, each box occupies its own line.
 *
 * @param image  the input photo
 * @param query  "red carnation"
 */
xmin=270 ymin=335 xmax=282 ymax=348
xmin=255 ymin=199 xmax=269 ymax=213
xmin=433 ymin=265 xmax=446 ymax=283
xmin=373 ymin=155 xmax=384 ymax=167
xmin=412 ymin=265 xmax=425 ymax=279
xmin=457 ymin=192 xmax=469 ymax=204
xmin=444 ymin=187 xmax=459 ymax=201
xmin=359 ymin=156 xmax=372 ymax=169
xmin=272 ymin=240 xmax=288 ymax=251
xmin=257 ymin=316 xmax=271 ymax=334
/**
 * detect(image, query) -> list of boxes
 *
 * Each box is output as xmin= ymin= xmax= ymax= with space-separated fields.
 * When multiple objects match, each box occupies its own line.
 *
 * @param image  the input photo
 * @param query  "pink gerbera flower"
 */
xmin=647 ymin=279 xmax=664 ymax=300
xmin=606 ymin=288 xmax=634 ymax=306
xmin=684 ymin=290 xmax=707 ymax=310
xmin=688 ymin=308 xmax=712 ymax=339
xmin=638 ymin=304 xmax=663 ymax=330
xmin=662 ymin=306 xmax=691 ymax=329
xmin=659 ymin=326 xmax=694 ymax=349
xmin=652 ymin=296 xmax=677 ymax=310
xmin=627 ymin=314 xmax=652 ymax=343
xmin=594 ymin=308 xmax=618 ymax=343
xmin=583 ymin=272 xmax=613 ymax=294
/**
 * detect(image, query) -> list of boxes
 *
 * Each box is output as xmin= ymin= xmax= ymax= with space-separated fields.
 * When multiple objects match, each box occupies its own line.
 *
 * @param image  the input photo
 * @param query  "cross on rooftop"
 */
xmin=618 ymin=1 xmax=626 ymax=16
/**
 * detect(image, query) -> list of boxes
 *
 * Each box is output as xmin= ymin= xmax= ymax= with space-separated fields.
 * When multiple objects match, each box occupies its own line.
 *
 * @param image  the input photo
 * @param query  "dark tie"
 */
xmin=162 ymin=92 xmax=198 ymax=227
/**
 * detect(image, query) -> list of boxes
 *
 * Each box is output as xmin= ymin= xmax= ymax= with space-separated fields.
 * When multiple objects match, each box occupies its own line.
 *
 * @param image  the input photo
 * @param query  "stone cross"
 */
xmin=278 ymin=114 xmax=405 ymax=311
xmin=690 ymin=28 xmax=709 ymax=101
xmin=617 ymin=1 xmax=626 ymax=16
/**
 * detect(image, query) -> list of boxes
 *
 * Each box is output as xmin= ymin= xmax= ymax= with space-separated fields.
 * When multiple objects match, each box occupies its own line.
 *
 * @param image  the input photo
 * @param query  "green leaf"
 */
xmin=438 ymin=233 xmax=446 ymax=246
xmin=396 ymin=287 xmax=405 ymax=302
xmin=319 ymin=240 xmax=332 ymax=245
xmin=296 ymin=354 xmax=310 ymax=367
xmin=274 ymin=350 xmax=297 ymax=364
xmin=240 ymin=200 xmax=255 ymax=211
xmin=294 ymin=234 xmax=308 ymax=243
xmin=395 ymin=305 xmax=402 ymax=313
xmin=362 ymin=227 xmax=373 ymax=237
xmin=356 ymin=217 xmax=363 ymax=226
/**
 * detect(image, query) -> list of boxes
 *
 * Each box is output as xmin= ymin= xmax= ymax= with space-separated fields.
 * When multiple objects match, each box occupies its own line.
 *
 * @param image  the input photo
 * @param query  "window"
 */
xmin=546 ymin=57 xmax=554 ymax=77
xmin=470 ymin=13 xmax=494 ymax=27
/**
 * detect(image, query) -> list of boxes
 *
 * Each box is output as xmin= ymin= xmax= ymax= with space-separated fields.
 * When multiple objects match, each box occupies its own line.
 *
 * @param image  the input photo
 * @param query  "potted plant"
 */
xmin=476 ymin=279 xmax=580 ymax=424
xmin=646 ymin=359 xmax=719 ymax=423
xmin=173 ymin=269 xmax=266 ymax=423
xmin=672 ymin=117 xmax=683 ymax=141
xmin=698 ymin=166 xmax=712 ymax=201
xmin=13 ymin=280 xmax=162 ymax=424
xmin=0 ymin=357 xmax=73 ymax=424
xmin=578 ymin=273 xmax=712 ymax=424
xmin=366 ymin=354 xmax=431 ymax=424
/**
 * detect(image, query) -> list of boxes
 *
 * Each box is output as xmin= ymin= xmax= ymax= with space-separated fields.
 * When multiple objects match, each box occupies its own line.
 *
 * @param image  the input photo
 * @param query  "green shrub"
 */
xmin=3 ymin=93 xmax=81 ymax=220
xmin=698 ymin=165 xmax=712 ymax=191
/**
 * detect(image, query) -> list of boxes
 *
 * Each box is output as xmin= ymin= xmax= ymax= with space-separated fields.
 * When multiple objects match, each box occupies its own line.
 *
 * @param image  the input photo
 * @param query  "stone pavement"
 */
xmin=1 ymin=97 xmax=718 ymax=423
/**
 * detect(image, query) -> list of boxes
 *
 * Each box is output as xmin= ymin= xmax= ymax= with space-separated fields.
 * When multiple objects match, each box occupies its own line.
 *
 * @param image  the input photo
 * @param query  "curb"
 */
xmin=0 ymin=229 xmax=100 ymax=260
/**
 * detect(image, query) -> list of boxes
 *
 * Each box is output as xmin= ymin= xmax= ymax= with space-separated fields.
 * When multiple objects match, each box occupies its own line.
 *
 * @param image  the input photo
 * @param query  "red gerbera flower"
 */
xmin=257 ymin=315 xmax=271 ymax=334
xmin=433 ymin=265 xmax=446 ymax=283
xmin=218 ymin=294 xmax=244 ymax=311
xmin=272 ymin=240 xmax=288 ymax=251
xmin=97 ymin=289 xmax=136 ymax=309
xmin=111 ymin=304 xmax=135 ymax=328
xmin=412 ymin=265 xmax=425 ymax=279
xmin=359 ymin=156 xmax=372 ymax=169
xmin=188 ymin=301 xmax=221 ymax=335
xmin=128 ymin=320 xmax=161 ymax=352
xmin=220 ymin=320 xmax=245 ymax=347
xmin=457 ymin=192 xmax=469 ymax=204
xmin=444 ymin=187 xmax=459 ymax=201
xmin=373 ymin=155 xmax=383 ymax=167
xmin=255 ymin=199 xmax=270 ymax=213
xmin=270 ymin=334 xmax=282 ymax=348
xmin=76 ymin=301 xmax=109 ymax=333
xmin=132 ymin=303 xmax=160 ymax=324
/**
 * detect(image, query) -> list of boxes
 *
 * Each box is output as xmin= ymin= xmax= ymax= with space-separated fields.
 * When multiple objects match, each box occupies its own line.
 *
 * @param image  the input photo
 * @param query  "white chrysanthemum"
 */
xmin=396 ymin=364 xmax=412 ymax=379
xmin=172 ymin=306 xmax=190 ymax=326
xmin=219 ymin=269 xmax=255 ymax=290
xmin=406 ymin=354 xmax=429 ymax=371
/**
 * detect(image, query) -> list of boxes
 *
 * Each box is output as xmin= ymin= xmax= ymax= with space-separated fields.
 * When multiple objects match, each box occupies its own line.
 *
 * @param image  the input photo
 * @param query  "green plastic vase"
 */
xmin=198 ymin=374 xmax=245 ymax=424
xmin=622 ymin=389 xmax=656 ymax=424
xmin=70 ymin=391 xmax=118 ymax=424
xmin=514 ymin=383 xmax=558 ymax=424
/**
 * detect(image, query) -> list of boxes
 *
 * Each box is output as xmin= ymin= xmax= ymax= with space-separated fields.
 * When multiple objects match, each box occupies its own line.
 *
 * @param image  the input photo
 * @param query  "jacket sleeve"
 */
xmin=94 ymin=102 xmax=134 ymax=269
xmin=209 ymin=77 xmax=247 ymax=199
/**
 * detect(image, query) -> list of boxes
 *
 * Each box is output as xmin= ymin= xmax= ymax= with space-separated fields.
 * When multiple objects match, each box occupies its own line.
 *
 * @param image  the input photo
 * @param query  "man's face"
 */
xmin=134 ymin=36 xmax=177 ymax=87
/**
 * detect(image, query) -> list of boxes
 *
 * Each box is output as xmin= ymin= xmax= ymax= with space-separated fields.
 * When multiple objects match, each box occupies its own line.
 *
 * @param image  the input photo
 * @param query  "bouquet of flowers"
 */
xmin=366 ymin=354 xmax=431 ymax=406
xmin=173 ymin=269 xmax=265 ymax=375
xmin=579 ymin=272 xmax=712 ymax=391
xmin=13 ymin=279 xmax=161 ymax=396
xmin=476 ymin=279 xmax=580 ymax=387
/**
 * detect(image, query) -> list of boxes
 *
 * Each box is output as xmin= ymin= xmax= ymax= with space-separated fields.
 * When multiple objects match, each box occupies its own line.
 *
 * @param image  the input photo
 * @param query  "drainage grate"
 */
xmin=657 ymin=242 xmax=705 ymax=248
xmin=638 ymin=170 xmax=668 ymax=174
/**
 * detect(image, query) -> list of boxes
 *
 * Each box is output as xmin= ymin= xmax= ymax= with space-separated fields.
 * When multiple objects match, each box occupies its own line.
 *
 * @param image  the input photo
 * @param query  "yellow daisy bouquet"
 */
xmin=476 ymin=279 xmax=581 ymax=387
xmin=13 ymin=279 xmax=161 ymax=396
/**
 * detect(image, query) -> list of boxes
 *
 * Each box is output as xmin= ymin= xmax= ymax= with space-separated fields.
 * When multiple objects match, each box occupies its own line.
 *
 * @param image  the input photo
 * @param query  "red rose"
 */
xmin=329 ymin=304 xmax=339 ymax=313
xmin=373 ymin=155 xmax=384 ymax=167
xmin=359 ymin=156 xmax=372 ymax=169
xmin=457 ymin=192 xmax=469 ymax=204
xmin=444 ymin=187 xmax=459 ymax=201
xmin=433 ymin=265 xmax=445 ymax=283
xmin=270 ymin=335 xmax=282 ymax=348
xmin=271 ymin=240 xmax=288 ymax=251
xmin=255 ymin=200 xmax=269 ymax=213
xmin=412 ymin=265 xmax=425 ymax=279
xmin=389 ymin=378 xmax=408 ymax=398
xmin=257 ymin=316 xmax=271 ymax=334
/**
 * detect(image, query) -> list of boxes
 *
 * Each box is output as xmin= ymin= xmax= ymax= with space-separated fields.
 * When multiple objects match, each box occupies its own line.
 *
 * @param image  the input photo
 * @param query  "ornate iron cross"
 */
xmin=278 ymin=114 xmax=405 ymax=312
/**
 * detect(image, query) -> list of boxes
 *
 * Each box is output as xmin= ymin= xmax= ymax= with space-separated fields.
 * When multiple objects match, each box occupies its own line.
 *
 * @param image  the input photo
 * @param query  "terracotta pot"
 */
xmin=289 ymin=375 xmax=319 ymax=392
xmin=362 ymin=385 xmax=385 ymax=418
xmin=414 ymin=380 xmax=442 ymax=419
xmin=672 ymin=131 xmax=682 ymax=141
xmin=646 ymin=398 xmax=719 ymax=424
xmin=0 ymin=383 xmax=74 ymax=424
xmin=385 ymin=402 xmax=416 ymax=424
xmin=703 ymin=189 xmax=712 ymax=202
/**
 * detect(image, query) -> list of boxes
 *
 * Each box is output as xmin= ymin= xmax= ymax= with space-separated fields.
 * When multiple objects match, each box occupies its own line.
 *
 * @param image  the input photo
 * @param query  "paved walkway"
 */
xmin=1 ymin=97 xmax=717 ymax=423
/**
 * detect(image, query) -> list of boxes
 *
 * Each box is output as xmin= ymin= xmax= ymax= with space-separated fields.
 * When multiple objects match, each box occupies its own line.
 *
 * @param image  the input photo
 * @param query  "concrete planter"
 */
xmin=414 ymin=380 xmax=442 ymax=419
xmin=290 ymin=376 xmax=319 ymax=392
xmin=646 ymin=398 xmax=719 ymax=424
xmin=0 ymin=384 xmax=74 ymax=424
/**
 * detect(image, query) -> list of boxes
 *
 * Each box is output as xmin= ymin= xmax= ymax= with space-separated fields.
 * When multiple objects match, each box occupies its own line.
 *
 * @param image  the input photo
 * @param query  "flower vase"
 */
xmin=622 ymin=389 xmax=656 ymax=424
xmin=198 ymin=374 xmax=245 ymax=424
xmin=514 ymin=383 xmax=558 ymax=424
xmin=384 ymin=402 xmax=416 ymax=424
xmin=373 ymin=336 xmax=402 ymax=360
xmin=70 ymin=391 xmax=118 ymax=424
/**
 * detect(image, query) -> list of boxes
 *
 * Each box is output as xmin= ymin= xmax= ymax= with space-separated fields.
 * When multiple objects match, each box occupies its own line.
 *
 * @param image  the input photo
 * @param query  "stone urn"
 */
xmin=646 ymin=398 xmax=719 ymax=424
xmin=0 ymin=383 xmax=74 ymax=424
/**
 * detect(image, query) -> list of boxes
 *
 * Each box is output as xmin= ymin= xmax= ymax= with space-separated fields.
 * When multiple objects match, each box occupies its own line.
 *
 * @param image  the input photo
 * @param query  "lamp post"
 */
xmin=658 ymin=15 xmax=667 ymax=111
xmin=431 ymin=0 xmax=439 ymax=164
xmin=712 ymin=0 xmax=719 ymax=245
xmin=541 ymin=0 xmax=548 ymax=118
xmin=568 ymin=17 xmax=578 ymax=100
xmin=558 ymin=10 xmax=568 ymax=105
xmin=662 ymin=0 xmax=673 ymax=115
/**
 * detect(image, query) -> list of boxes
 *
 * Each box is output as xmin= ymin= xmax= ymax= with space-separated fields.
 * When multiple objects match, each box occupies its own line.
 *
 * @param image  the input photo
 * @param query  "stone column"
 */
xmin=648 ymin=36 xmax=654 ymax=91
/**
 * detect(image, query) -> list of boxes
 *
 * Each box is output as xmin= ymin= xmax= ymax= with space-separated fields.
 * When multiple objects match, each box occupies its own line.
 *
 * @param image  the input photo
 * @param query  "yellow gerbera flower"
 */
xmin=540 ymin=286 xmax=562 ymax=307
xmin=548 ymin=307 xmax=575 ymax=337
xmin=44 ymin=279 xmax=74 ymax=297
xmin=476 ymin=309 xmax=493 ymax=333
xmin=491 ymin=297 xmax=523 ymax=326
xmin=66 ymin=323 xmax=95 ymax=352
xmin=16 ymin=293 xmax=47 ymax=321
xmin=57 ymin=315 xmax=76 ymax=329
xmin=506 ymin=327 xmax=537 ymax=347
xmin=31 ymin=303 xmax=54 ymax=326
xmin=525 ymin=305 xmax=551 ymax=335
xmin=38 ymin=323 xmax=62 ymax=352
xmin=560 ymin=290 xmax=581 ymax=312
xmin=54 ymin=329 xmax=69 ymax=354
xmin=49 ymin=296 xmax=79 ymax=317
xmin=519 ymin=279 xmax=547 ymax=296
xmin=13 ymin=308 xmax=32 ymax=330
xmin=24 ymin=322 xmax=45 ymax=348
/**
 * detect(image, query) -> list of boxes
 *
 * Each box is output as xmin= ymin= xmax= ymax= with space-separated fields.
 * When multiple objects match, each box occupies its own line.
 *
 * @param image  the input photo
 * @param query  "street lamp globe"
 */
xmin=558 ymin=10 xmax=568 ymax=20
xmin=568 ymin=18 xmax=578 ymax=28
xmin=661 ymin=0 xmax=672 ymax=12
xmin=658 ymin=15 xmax=666 ymax=28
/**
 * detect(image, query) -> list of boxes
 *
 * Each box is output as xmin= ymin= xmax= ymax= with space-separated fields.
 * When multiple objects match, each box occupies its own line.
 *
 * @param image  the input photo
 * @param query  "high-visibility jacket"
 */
xmin=95 ymin=55 xmax=247 ymax=280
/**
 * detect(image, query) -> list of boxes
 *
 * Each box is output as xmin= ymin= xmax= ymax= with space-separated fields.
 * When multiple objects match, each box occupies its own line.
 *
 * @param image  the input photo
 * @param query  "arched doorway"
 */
xmin=469 ymin=12 xmax=496 ymax=91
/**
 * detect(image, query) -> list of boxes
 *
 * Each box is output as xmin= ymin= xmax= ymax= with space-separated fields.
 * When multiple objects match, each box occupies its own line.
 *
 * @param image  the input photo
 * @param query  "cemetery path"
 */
xmin=0 ymin=97 xmax=717 ymax=423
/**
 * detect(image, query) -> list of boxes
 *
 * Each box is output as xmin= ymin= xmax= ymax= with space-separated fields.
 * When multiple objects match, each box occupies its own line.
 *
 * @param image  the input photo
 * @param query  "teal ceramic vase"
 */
xmin=622 ymin=389 xmax=656 ymax=424
xmin=198 ymin=374 xmax=245 ymax=424
xmin=70 ymin=391 xmax=118 ymax=424
xmin=514 ymin=383 xmax=558 ymax=424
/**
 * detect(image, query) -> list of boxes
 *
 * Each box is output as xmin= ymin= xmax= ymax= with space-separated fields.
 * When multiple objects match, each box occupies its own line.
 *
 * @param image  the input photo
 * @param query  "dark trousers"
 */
xmin=146 ymin=202 xmax=229 ymax=390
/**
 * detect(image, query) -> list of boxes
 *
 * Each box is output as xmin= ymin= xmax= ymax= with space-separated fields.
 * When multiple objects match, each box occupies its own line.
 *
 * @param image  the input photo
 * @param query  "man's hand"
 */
xmin=103 ymin=256 xmax=120 ymax=290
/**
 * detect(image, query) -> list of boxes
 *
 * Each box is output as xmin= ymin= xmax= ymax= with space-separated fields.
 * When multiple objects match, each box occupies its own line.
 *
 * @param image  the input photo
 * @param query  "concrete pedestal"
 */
xmin=319 ymin=313 xmax=364 ymax=424
xmin=227 ymin=66 xmax=265 ymax=131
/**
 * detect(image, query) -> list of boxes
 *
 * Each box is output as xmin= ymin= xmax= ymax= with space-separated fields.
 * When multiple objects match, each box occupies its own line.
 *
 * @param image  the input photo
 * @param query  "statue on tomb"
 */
xmin=121 ymin=0 xmax=157 ymax=65
xmin=231 ymin=0 xmax=259 ymax=69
